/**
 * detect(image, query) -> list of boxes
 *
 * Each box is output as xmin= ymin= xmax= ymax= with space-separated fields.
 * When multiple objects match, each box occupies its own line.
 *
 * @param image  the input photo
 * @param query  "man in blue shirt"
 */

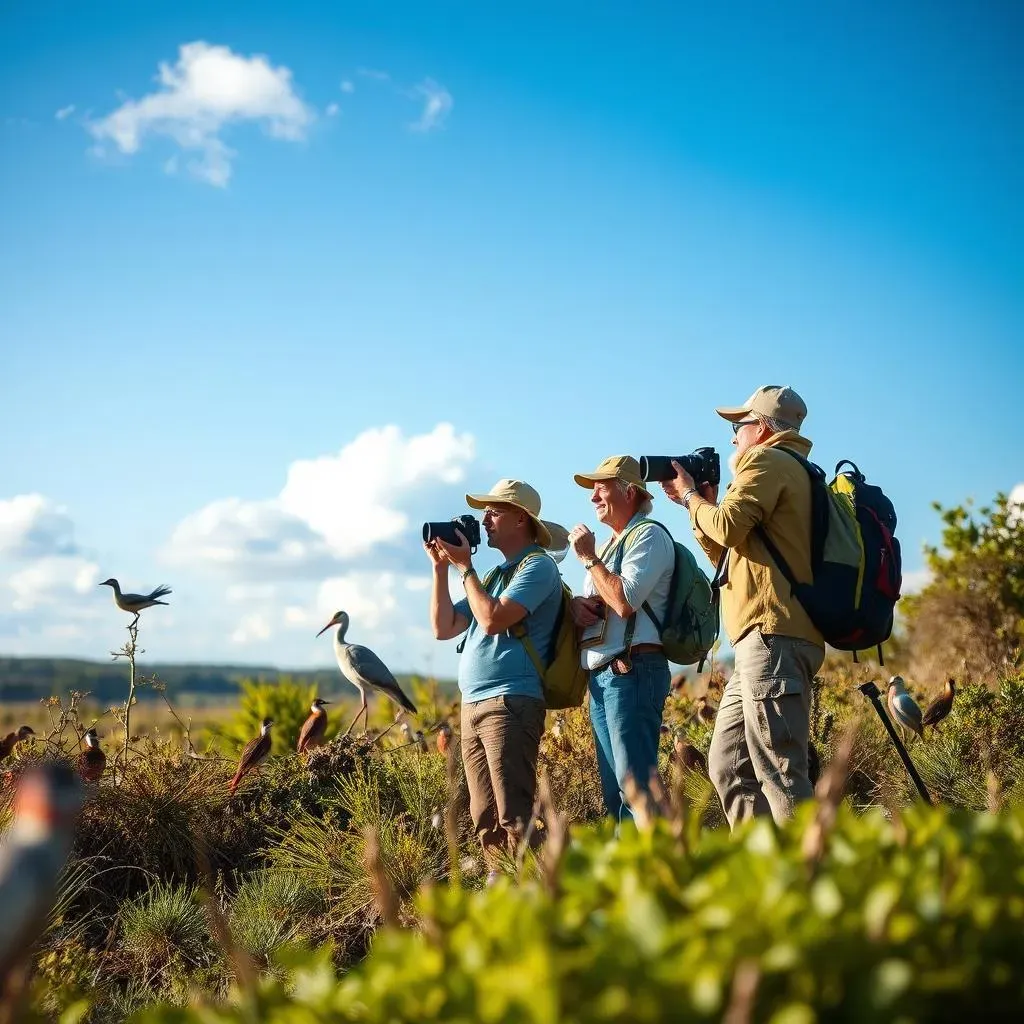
xmin=426 ymin=479 xmax=564 ymax=875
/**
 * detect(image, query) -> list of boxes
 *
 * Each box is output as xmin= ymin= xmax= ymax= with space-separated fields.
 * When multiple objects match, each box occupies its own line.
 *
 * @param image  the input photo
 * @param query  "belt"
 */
xmin=628 ymin=643 xmax=662 ymax=655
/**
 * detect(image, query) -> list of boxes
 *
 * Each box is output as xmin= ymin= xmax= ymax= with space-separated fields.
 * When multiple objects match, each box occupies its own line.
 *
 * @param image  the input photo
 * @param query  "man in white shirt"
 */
xmin=568 ymin=455 xmax=675 ymax=822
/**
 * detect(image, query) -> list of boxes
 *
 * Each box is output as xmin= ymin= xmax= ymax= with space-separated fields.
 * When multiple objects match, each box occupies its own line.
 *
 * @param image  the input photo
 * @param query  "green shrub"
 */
xmin=221 ymin=677 xmax=338 ymax=756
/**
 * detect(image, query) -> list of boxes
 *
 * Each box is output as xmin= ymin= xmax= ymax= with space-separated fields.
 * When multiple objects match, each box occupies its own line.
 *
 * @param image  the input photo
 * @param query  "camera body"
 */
xmin=639 ymin=447 xmax=721 ymax=487
xmin=422 ymin=513 xmax=482 ymax=548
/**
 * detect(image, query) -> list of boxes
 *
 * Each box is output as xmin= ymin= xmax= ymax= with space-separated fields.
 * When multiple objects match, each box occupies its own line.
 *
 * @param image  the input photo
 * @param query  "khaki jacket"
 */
xmin=690 ymin=430 xmax=824 ymax=648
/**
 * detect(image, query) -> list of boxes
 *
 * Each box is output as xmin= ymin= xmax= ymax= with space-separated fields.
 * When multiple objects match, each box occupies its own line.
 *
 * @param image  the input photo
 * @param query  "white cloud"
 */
xmin=8 ymin=555 xmax=99 ymax=611
xmin=0 ymin=494 xmax=80 ymax=559
xmin=88 ymin=40 xmax=313 ymax=186
xmin=55 ymin=104 xmax=76 ymax=120
xmin=409 ymin=78 xmax=452 ymax=132
xmin=165 ymin=422 xmax=476 ymax=579
xmin=340 ymin=80 xmax=354 ymax=93
xmin=325 ymin=102 xmax=340 ymax=117
xmin=230 ymin=611 xmax=273 ymax=645
xmin=900 ymin=568 xmax=931 ymax=595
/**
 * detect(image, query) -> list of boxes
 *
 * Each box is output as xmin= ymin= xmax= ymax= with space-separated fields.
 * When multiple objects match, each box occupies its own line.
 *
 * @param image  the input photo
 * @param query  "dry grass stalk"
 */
xmin=363 ymin=826 xmax=399 ymax=929
xmin=534 ymin=772 xmax=567 ymax=896
xmin=722 ymin=958 xmax=761 ymax=1024
xmin=802 ymin=723 xmax=856 ymax=868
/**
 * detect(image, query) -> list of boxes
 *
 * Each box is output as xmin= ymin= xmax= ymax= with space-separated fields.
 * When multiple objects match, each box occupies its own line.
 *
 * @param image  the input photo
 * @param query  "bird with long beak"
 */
xmin=78 ymin=729 xmax=106 ymax=782
xmin=98 ymin=578 xmax=172 ymax=627
xmin=887 ymin=675 xmax=924 ymax=743
xmin=922 ymin=678 xmax=956 ymax=733
xmin=228 ymin=717 xmax=273 ymax=795
xmin=297 ymin=698 xmax=331 ymax=754
xmin=0 ymin=726 xmax=34 ymax=761
xmin=435 ymin=722 xmax=452 ymax=755
xmin=0 ymin=762 xmax=83 ymax=987
xmin=316 ymin=610 xmax=417 ymax=735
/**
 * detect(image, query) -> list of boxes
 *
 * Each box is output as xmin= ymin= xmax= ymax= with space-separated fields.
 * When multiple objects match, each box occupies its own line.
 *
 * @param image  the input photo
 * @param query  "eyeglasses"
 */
xmin=731 ymin=419 xmax=759 ymax=435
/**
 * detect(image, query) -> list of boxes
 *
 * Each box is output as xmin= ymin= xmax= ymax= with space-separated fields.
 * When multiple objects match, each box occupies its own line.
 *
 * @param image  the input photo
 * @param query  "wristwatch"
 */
xmin=583 ymin=557 xmax=601 ymax=571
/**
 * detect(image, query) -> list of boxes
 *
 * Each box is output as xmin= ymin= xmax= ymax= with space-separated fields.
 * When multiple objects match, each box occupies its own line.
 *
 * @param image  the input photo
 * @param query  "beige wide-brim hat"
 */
xmin=715 ymin=385 xmax=807 ymax=430
xmin=465 ymin=478 xmax=565 ymax=551
xmin=573 ymin=454 xmax=654 ymax=501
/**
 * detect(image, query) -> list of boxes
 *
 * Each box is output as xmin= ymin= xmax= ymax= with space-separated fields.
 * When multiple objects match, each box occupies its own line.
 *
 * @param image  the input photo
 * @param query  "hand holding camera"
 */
xmin=422 ymin=514 xmax=481 ymax=573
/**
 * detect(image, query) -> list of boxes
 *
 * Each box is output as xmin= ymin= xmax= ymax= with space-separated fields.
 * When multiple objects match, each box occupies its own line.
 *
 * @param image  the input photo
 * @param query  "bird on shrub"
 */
xmin=97 ymin=578 xmax=172 ymax=627
xmin=297 ymin=698 xmax=331 ymax=754
xmin=228 ymin=717 xmax=273 ymax=795
xmin=922 ymin=678 xmax=956 ymax=733
xmin=78 ymin=729 xmax=106 ymax=782
xmin=0 ymin=726 xmax=34 ymax=761
xmin=672 ymin=730 xmax=707 ymax=773
xmin=435 ymin=722 xmax=452 ymax=755
xmin=887 ymin=676 xmax=923 ymax=743
xmin=316 ymin=610 xmax=417 ymax=735
xmin=0 ymin=761 xmax=83 ymax=987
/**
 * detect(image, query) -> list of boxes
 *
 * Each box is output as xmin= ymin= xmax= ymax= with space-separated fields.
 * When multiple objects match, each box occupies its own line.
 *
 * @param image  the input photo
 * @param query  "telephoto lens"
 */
xmin=422 ymin=514 xmax=481 ymax=548
xmin=637 ymin=456 xmax=677 ymax=483
xmin=638 ymin=448 xmax=720 ymax=487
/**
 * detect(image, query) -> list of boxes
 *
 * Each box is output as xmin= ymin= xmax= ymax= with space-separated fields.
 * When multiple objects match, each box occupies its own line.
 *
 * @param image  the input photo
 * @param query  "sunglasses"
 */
xmin=731 ymin=419 xmax=759 ymax=435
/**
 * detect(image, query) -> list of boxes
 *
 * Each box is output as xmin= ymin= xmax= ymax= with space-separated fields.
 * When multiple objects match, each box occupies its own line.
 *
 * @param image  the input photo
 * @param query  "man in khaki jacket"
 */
xmin=662 ymin=385 xmax=825 ymax=827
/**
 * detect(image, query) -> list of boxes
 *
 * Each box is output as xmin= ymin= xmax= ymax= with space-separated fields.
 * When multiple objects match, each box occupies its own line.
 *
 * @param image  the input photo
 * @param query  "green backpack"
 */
xmin=609 ymin=519 xmax=720 ymax=669
xmin=481 ymin=554 xmax=589 ymax=710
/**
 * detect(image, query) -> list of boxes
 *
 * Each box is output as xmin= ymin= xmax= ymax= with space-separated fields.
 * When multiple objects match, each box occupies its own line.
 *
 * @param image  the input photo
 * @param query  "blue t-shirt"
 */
xmin=454 ymin=545 xmax=561 ymax=704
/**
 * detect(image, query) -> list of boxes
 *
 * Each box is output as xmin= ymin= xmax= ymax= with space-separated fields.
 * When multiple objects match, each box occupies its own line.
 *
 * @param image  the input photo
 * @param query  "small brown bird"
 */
xmin=922 ymin=678 xmax=956 ymax=733
xmin=228 ymin=717 xmax=273 ymax=795
xmin=435 ymin=722 xmax=452 ymax=755
xmin=78 ymin=729 xmax=106 ymax=782
xmin=672 ymin=730 xmax=707 ymax=773
xmin=297 ymin=698 xmax=331 ymax=753
xmin=0 ymin=726 xmax=34 ymax=761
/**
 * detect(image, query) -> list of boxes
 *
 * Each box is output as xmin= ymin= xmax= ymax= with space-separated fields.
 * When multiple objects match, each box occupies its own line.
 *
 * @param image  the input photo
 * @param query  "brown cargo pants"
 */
xmin=708 ymin=629 xmax=825 ymax=828
xmin=461 ymin=694 xmax=545 ymax=861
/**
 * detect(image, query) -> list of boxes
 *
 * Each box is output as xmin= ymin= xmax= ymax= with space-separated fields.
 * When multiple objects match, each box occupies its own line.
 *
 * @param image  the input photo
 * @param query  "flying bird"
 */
xmin=0 ymin=726 xmax=34 ymax=762
xmin=0 ymin=762 xmax=84 ymax=987
xmin=78 ymin=728 xmax=106 ymax=782
xmin=228 ymin=718 xmax=273 ymax=795
xmin=297 ymin=698 xmax=331 ymax=754
xmin=922 ymin=678 xmax=956 ymax=733
xmin=316 ymin=611 xmax=417 ymax=735
xmin=887 ymin=675 xmax=924 ymax=743
xmin=98 ymin=578 xmax=171 ymax=626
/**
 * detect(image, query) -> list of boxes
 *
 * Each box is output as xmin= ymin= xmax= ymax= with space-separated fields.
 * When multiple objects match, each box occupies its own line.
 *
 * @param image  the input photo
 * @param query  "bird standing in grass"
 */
xmin=887 ymin=675 xmax=924 ymax=743
xmin=228 ymin=718 xmax=273 ymax=795
xmin=297 ymin=698 xmax=331 ymax=754
xmin=316 ymin=610 xmax=417 ymax=735
xmin=98 ymin=578 xmax=171 ymax=627
xmin=435 ymin=722 xmax=452 ymax=755
xmin=922 ymin=678 xmax=956 ymax=733
xmin=78 ymin=729 xmax=106 ymax=782
xmin=0 ymin=726 xmax=34 ymax=761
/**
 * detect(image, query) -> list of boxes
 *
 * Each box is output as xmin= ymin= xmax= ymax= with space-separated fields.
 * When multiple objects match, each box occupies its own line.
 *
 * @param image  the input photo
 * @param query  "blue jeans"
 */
xmin=588 ymin=651 xmax=671 ymax=822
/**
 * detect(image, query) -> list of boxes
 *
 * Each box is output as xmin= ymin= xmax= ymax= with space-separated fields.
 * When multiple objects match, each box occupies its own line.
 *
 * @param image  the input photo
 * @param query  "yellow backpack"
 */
xmin=484 ymin=553 xmax=589 ymax=710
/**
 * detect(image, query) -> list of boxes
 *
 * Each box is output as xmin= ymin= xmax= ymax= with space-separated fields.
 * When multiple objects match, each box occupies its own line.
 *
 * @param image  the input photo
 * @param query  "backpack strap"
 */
xmin=610 ymin=518 xmax=674 ymax=664
xmin=455 ymin=557 xmax=538 ymax=654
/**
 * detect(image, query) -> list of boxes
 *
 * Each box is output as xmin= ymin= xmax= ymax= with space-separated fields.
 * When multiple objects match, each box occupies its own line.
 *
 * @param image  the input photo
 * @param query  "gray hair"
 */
xmin=613 ymin=478 xmax=653 ymax=516
xmin=758 ymin=414 xmax=799 ymax=435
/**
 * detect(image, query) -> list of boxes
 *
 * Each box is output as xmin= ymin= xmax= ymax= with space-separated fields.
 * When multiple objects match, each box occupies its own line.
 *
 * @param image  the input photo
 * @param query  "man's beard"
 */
xmin=728 ymin=450 xmax=742 ymax=477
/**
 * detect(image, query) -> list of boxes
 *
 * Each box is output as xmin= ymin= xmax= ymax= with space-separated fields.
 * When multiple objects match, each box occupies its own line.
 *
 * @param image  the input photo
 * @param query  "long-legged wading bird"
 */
xmin=316 ymin=610 xmax=417 ymax=734
xmin=0 ymin=726 xmax=34 ymax=761
xmin=0 ymin=762 xmax=83 ymax=987
xmin=887 ymin=675 xmax=924 ymax=743
xmin=98 ymin=578 xmax=172 ymax=627
xmin=78 ymin=729 xmax=106 ymax=782
xmin=228 ymin=718 xmax=273 ymax=795
xmin=297 ymin=698 xmax=331 ymax=753
xmin=922 ymin=677 xmax=956 ymax=733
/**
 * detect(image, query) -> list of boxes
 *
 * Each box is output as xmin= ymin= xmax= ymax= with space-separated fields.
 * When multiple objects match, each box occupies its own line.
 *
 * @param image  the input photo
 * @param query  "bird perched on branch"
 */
xmin=0 ymin=726 xmax=34 ymax=762
xmin=296 ymin=698 xmax=331 ymax=754
xmin=228 ymin=718 xmax=273 ymax=795
xmin=98 ymin=578 xmax=171 ymax=627
xmin=78 ymin=729 xmax=106 ymax=782
xmin=316 ymin=611 xmax=417 ymax=735
xmin=0 ymin=762 xmax=83 ymax=990
xmin=887 ymin=675 xmax=923 ymax=743
xmin=922 ymin=678 xmax=956 ymax=733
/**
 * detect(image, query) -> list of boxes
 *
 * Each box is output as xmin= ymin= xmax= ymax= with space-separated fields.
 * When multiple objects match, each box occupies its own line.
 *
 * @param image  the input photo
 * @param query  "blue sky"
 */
xmin=1 ymin=1 xmax=1021 ymax=678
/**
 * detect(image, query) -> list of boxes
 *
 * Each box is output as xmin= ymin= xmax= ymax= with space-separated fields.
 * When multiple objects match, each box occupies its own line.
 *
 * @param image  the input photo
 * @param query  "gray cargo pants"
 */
xmin=708 ymin=629 xmax=824 ymax=828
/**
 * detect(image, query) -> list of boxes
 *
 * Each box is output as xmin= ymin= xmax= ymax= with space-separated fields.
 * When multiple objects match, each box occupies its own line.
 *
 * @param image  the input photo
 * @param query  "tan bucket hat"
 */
xmin=465 ymin=479 xmax=564 ymax=550
xmin=573 ymin=455 xmax=654 ymax=501
xmin=715 ymin=384 xmax=807 ymax=430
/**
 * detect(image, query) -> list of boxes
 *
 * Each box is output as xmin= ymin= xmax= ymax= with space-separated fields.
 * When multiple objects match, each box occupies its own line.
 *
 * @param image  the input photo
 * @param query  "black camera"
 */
xmin=639 ymin=447 xmax=721 ymax=487
xmin=422 ymin=514 xmax=482 ymax=549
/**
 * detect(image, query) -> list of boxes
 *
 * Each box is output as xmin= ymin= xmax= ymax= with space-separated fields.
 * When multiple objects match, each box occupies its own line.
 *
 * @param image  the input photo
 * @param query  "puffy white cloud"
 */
xmin=409 ymin=78 xmax=452 ymax=132
xmin=165 ymin=422 xmax=475 ymax=580
xmin=8 ymin=555 xmax=99 ymax=611
xmin=89 ymin=41 xmax=313 ymax=186
xmin=0 ymin=494 xmax=80 ymax=559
